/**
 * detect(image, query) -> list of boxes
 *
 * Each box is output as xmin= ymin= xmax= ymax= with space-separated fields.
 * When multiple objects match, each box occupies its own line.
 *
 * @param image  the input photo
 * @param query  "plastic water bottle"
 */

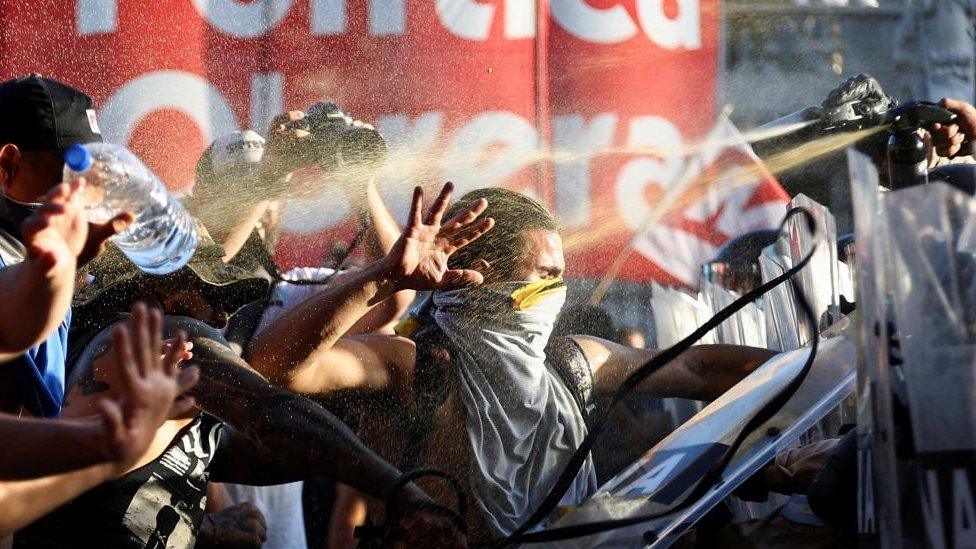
xmin=63 ymin=143 xmax=198 ymax=275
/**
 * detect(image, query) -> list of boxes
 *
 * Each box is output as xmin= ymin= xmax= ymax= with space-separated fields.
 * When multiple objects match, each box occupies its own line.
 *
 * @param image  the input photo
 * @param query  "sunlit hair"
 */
xmin=445 ymin=187 xmax=558 ymax=281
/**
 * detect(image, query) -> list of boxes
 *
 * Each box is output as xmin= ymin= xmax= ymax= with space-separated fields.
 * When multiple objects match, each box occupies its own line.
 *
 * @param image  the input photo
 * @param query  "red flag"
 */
xmin=630 ymin=117 xmax=790 ymax=287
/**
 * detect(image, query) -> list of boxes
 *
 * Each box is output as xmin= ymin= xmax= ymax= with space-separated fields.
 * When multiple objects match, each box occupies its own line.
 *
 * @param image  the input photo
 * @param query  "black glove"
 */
xmin=821 ymin=73 xmax=896 ymax=129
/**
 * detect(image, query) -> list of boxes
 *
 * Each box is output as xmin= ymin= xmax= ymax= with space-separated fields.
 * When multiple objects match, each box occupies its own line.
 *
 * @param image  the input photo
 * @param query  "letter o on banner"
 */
xmin=191 ymin=0 xmax=294 ymax=38
xmin=100 ymin=70 xmax=240 ymax=153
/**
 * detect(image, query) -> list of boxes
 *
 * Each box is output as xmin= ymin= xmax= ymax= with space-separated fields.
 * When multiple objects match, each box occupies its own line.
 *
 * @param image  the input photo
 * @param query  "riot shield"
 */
xmin=883 ymin=182 xmax=976 ymax=548
xmin=759 ymin=244 xmax=800 ymax=351
xmin=547 ymin=320 xmax=856 ymax=548
xmin=650 ymin=284 xmax=712 ymax=427
xmin=699 ymin=280 xmax=767 ymax=348
xmin=787 ymin=193 xmax=842 ymax=332
xmin=848 ymin=148 xmax=902 ymax=545
xmin=650 ymin=283 xmax=714 ymax=348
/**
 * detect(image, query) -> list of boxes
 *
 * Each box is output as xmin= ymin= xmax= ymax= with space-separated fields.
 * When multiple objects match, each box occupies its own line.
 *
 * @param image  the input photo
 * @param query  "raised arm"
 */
xmin=0 ymin=180 xmax=130 ymax=361
xmin=344 ymin=178 xmax=416 ymax=334
xmin=174 ymin=317 xmax=463 ymax=545
xmin=0 ymin=181 xmax=83 ymax=361
xmin=0 ymin=305 xmax=197 ymax=535
xmin=246 ymin=182 xmax=493 ymax=392
xmin=574 ymin=336 xmax=777 ymax=401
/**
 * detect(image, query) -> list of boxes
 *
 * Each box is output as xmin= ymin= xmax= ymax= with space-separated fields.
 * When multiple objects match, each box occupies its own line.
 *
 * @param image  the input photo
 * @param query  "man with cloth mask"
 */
xmin=246 ymin=186 xmax=777 ymax=539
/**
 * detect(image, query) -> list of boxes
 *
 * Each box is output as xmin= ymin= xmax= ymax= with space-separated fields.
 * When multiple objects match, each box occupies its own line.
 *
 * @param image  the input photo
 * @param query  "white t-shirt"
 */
xmin=226 ymin=267 xmax=337 ymax=549
xmin=255 ymin=267 xmax=338 ymax=334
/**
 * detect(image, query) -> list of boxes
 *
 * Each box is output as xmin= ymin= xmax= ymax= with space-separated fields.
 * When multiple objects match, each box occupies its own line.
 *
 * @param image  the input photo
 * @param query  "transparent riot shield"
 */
xmin=787 ymin=194 xmax=842 ymax=331
xmin=883 ymin=182 xmax=976 ymax=548
xmin=650 ymin=284 xmax=712 ymax=427
xmin=699 ymin=280 xmax=767 ymax=348
xmin=848 ymin=148 xmax=902 ymax=546
xmin=760 ymin=244 xmax=801 ymax=351
xmin=650 ymin=284 xmax=714 ymax=348
xmin=547 ymin=321 xmax=857 ymax=548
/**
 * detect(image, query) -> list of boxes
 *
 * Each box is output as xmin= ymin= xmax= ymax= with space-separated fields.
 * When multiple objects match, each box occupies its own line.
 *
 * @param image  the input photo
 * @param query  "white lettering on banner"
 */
xmin=636 ymin=0 xmax=701 ymax=49
xmin=370 ymin=0 xmax=407 ymax=36
xmin=78 ymin=0 xmax=699 ymax=45
xmin=76 ymin=0 xmax=117 ymax=35
xmin=250 ymin=72 xmax=285 ymax=133
xmin=191 ymin=0 xmax=294 ymax=38
xmin=435 ymin=0 xmax=494 ymax=40
xmin=310 ymin=0 xmax=346 ymax=35
xmin=376 ymin=113 xmax=446 ymax=151
xmin=441 ymin=111 xmax=539 ymax=196
xmin=436 ymin=0 xmax=537 ymax=41
xmin=505 ymin=0 xmax=537 ymax=39
xmin=277 ymin=110 xmax=690 ymax=234
xmin=375 ymin=112 xmax=446 ymax=221
xmin=101 ymin=70 xmax=240 ymax=158
xmin=615 ymin=116 xmax=712 ymax=283
xmin=550 ymin=0 xmax=638 ymax=44
xmin=280 ymin=173 xmax=352 ymax=233
xmin=552 ymin=113 xmax=617 ymax=227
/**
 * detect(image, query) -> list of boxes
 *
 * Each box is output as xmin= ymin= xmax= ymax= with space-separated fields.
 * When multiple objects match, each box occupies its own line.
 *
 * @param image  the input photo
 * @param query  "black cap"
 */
xmin=0 ymin=75 xmax=102 ymax=154
xmin=713 ymin=229 xmax=780 ymax=267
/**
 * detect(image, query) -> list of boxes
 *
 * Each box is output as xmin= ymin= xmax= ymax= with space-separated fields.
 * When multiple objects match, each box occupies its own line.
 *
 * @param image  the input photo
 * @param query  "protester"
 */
xmin=189 ymin=110 xmax=414 ymax=548
xmin=551 ymin=303 xmax=618 ymax=341
xmin=549 ymin=303 xmax=670 ymax=485
xmin=245 ymin=186 xmax=775 ymax=538
xmin=0 ymin=75 xmax=132 ymax=418
xmin=616 ymin=326 xmax=647 ymax=349
xmin=15 ymin=183 xmax=489 ymax=547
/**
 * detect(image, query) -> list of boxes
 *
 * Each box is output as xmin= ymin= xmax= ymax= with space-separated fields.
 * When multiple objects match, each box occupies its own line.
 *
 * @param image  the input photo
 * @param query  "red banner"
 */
xmin=0 ymin=0 xmax=720 ymax=282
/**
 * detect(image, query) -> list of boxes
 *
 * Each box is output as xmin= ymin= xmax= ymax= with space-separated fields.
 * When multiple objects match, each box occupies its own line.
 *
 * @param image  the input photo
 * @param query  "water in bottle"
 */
xmin=63 ymin=143 xmax=198 ymax=275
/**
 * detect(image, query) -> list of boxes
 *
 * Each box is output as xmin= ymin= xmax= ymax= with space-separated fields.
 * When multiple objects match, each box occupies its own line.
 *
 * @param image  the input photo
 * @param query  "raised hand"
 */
xmin=380 ymin=182 xmax=494 ymax=292
xmin=79 ymin=210 xmax=134 ymax=267
xmin=96 ymin=304 xmax=199 ymax=471
xmin=21 ymin=179 xmax=87 ymax=275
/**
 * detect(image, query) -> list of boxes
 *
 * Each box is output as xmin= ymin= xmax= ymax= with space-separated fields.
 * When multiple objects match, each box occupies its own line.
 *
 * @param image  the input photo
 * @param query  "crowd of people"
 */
xmin=0 ymin=72 xmax=974 ymax=549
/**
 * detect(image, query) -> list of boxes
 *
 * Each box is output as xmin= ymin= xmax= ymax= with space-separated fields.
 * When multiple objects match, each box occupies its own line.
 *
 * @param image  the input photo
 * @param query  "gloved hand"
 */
xmin=821 ymin=73 xmax=895 ymax=129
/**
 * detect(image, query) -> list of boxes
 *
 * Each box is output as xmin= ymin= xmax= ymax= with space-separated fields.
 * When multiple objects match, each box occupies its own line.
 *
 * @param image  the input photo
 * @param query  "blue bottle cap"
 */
xmin=64 ymin=144 xmax=93 ymax=172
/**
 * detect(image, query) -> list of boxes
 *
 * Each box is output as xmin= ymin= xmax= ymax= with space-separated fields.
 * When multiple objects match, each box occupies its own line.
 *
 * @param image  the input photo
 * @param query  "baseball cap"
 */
xmin=194 ymin=130 xmax=266 ymax=189
xmin=0 ymin=74 xmax=102 ymax=154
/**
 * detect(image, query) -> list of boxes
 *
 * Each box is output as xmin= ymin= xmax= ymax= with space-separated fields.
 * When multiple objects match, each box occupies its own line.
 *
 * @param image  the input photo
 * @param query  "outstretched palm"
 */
xmin=386 ymin=182 xmax=493 ymax=292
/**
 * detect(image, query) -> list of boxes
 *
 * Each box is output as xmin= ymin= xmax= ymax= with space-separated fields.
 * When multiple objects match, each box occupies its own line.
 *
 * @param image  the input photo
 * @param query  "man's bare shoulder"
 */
xmin=565 ymin=335 xmax=623 ymax=369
